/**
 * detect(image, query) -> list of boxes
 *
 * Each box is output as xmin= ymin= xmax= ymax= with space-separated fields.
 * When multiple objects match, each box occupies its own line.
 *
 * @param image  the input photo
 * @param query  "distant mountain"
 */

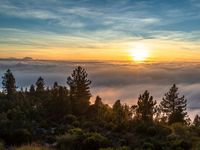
xmin=0 ymin=57 xmax=33 ymax=61
xmin=22 ymin=57 xmax=33 ymax=61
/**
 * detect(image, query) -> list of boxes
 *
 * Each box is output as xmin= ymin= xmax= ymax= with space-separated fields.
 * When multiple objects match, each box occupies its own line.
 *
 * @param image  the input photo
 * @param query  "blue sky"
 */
xmin=0 ymin=0 xmax=200 ymax=60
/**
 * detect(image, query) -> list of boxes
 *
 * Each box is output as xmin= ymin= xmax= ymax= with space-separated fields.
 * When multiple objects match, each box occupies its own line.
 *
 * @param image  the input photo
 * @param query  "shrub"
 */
xmin=13 ymin=144 xmax=52 ymax=150
xmin=172 ymin=139 xmax=192 ymax=150
xmin=83 ymin=132 xmax=109 ymax=150
xmin=171 ymin=123 xmax=189 ymax=138
xmin=56 ymin=133 xmax=77 ymax=150
xmin=72 ymin=121 xmax=80 ymax=127
xmin=68 ymin=128 xmax=83 ymax=136
xmin=142 ymin=142 xmax=154 ymax=150
xmin=100 ymin=147 xmax=130 ymax=150
xmin=12 ymin=129 xmax=32 ymax=145
xmin=147 ymin=126 xmax=157 ymax=136
xmin=0 ymin=142 xmax=4 ymax=150
xmin=100 ymin=148 xmax=114 ymax=150
xmin=64 ymin=115 xmax=77 ymax=123
xmin=56 ymin=128 xmax=84 ymax=150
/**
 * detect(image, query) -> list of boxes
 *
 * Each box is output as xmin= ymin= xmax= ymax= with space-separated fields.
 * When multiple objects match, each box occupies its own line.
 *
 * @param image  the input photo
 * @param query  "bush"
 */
xmin=56 ymin=128 xmax=84 ymax=150
xmin=72 ymin=121 xmax=80 ymax=127
xmin=13 ymin=144 xmax=52 ymax=150
xmin=171 ymin=123 xmax=189 ymax=138
xmin=12 ymin=129 xmax=32 ymax=145
xmin=83 ymin=132 xmax=109 ymax=150
xmin=147 ymin=126 xmax=157 ymax=136
xmin=100 ymin=148 xmax=114 ymax=150
xmin=0 ymin=142 xmax=4 ymax=150
xmin=142 ymin=142 xmax=154 ymax=150
xmin=105 ymin=122 xmax=117 ymax=131
xmin=64 ymin=115 xmax=77 ymax=123
xmin=172 ymin=139 xmax=192 ymax=150
xmin=116 ymin=146 xmax=131 ymax=150
xmin=68 ymin=128 xmax=83 ymax=136
xmin=56 ymin=133 xmax=77 ymax=150
xmin=100 ymin=147 xmax=130 ymax=150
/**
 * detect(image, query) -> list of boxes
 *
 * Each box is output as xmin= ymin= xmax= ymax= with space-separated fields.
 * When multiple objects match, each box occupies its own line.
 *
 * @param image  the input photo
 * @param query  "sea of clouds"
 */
xmin=0 ymin=59 xmax=200 ymax=119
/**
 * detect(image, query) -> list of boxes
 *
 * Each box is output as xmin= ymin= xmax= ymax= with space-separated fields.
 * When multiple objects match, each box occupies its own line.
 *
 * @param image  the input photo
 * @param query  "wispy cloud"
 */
xmin=0 ymin=0 xmax=199 ymax=60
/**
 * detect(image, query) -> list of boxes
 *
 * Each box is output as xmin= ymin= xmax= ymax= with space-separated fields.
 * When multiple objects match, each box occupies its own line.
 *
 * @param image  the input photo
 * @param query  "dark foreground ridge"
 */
xmin=0 ymin=67 xmax=200 ymax=150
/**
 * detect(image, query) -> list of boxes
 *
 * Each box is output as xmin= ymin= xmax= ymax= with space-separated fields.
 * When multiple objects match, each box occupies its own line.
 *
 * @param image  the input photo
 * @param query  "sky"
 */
xmin=0 ymin=0 xmax=200 ymax=119
xmin=0 ymin=0 xmax=200 ymax=61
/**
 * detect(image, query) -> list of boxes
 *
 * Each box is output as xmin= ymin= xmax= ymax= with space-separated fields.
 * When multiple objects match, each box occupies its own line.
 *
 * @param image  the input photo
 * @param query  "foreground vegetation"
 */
xmin=0 ymin=67 xmax=200 ymax=150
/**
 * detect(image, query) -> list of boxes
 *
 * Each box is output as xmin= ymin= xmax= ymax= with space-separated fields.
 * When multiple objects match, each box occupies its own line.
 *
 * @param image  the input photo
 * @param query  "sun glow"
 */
xmin=130 ymin=43 xmax=149 ymax=62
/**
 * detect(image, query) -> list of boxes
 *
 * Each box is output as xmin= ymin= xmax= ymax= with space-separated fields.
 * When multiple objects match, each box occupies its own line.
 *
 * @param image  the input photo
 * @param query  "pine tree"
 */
xmin=35 ymin=77 xmax=45 ymax=92
xmin=94 ymin=96 xmax=104 ymax=120
xmin=67 ymin=66 xmax=91 ymax=115
xmin=113 ymin=100 xmax=132 ymax=125
xmin=135 ymin=90 xmax=157 ymax=122
xmin=193 ymin=114 xmax=200 ymax=127
xmin=29 ymin=84 xmax=35 ymax=94
xmin=2 ymin=69 xmax=16 ymax=96
xmin=113 ymin=100 xmax=123 ymax=124
xmin=160 ymin=84 xmax=187 ymax=124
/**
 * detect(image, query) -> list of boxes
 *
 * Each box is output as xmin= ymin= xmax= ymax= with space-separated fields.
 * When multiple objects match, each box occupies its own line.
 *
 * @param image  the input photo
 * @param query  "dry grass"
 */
xmin=11 ymin=144 xmax=54 ymax=150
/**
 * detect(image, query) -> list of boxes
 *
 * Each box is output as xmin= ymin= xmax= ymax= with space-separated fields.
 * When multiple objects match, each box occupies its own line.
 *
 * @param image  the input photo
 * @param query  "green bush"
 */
xmin=100 ymin=148 xmax=114 ymax=150
xmin=100 ymin=146 xmax=130 ymax=150
xmin=56 ymin=133 xmax=77 ymax=150
xmin=68 ymin=128 xmax=83 ymax=136
xmin=171 ymin=123 xmax=189 ymax=138
xmin=72 ymin=121 xmax=80 ymax=127
xmin=142 ymin=142 xmax=154 ymax=150
xmin=13 ymin=144 xmax=52 ymax=150
xmin=172 ymin=139 xmax=192 ymax=150
xmin=0 ymin=142 xmax=4 ymax=150
xmin=64 ymin=115 xmax=77 ymax=123
xmin=12 ymin=129 xmax=32 ymax=145
xmin=83 ymin=132 xmax=109 ymax=150
xmin=56 ymin=128 xmax=84 ymax=150
xmin=147 ymin=126 xmax=157 ymax=136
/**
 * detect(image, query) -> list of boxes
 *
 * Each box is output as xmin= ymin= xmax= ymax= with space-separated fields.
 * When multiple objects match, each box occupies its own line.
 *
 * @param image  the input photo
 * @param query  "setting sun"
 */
xmin=130 ymin=43 xmax=149 ymax=62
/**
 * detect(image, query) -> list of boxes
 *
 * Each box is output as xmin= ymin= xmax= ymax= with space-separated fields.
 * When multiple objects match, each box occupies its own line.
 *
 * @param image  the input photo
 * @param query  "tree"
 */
xmin=29 ymin=84 xmax=35 ymax=94
xmin=93 ymin=96 xmax=103 ymax=121
xmin=48 ymin=84 xmax=71 ymax=122
xmin=35 ymin=77 xmax=45 ymax=92
xmin=2 ymin=69 xmax=16 ymax=96
xmin=113 ymin=100 xmax=132 ymax=125
xmin=113 ymin=100 xmax=123 ymax=124
xmin=193 ymin=114 xmax=200 ymax=127
xmin=160 ymin=84 xmax=187 ymax=124
xmin=67 ymin=66 xmax=91 ymax=115
xmin=134 ymin=90 xmax=157 ymax=122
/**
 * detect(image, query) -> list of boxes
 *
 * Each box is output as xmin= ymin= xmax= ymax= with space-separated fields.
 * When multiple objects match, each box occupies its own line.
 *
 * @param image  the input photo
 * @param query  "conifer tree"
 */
xmin=113 ymin=100 xmax=132 ymax=125
xmin=160 ymin=84 xmax=187 ymax=124
xmin=67 ymin=66 xmax=91 ymax=115
xmin=113 ymin=100 xmax=123 ymax=124
xmin=35 ymin=77 xmax=45 ymax=92
xmin=94 ymin=96 xmax=103 ymax=120
xmin=193 ymin=114 xmax=200 ymax=127
xmin=2 ymin=69 xmax=16 ymax=96
xmin=29 ymin=84 xmax=35 ymax=94
xmin=135 ymin=90 xmax=157 ymax=122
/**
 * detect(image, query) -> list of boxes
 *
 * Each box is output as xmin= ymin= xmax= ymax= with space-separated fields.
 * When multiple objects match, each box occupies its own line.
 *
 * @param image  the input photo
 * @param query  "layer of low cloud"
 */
xmin=0 ymin=59 xmax=200 ymax=119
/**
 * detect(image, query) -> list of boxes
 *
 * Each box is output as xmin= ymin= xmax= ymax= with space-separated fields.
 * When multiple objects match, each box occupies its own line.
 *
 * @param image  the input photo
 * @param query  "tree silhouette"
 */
xmin=134 ymin=90 xmax=157 ymax=122
xmin=193 ymin=114 xmax=200 ymax=127
xmin=29 ymin=84 xmax=35 ymax=94
xmin=35 ymin=77 xmax=45 ymax=92
xmin=2 ymin=69 xmax=16 ymax=97
xmin=160 ymin=84 xmax=187 ymax=124
xmin=67 ymin=66 xmax=91 ymax=115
